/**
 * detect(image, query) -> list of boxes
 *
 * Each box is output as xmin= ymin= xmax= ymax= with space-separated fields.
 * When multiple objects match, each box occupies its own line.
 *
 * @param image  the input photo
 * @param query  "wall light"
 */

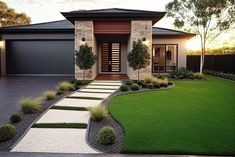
xmin=0 ymin=41 xmax=3 ymax=48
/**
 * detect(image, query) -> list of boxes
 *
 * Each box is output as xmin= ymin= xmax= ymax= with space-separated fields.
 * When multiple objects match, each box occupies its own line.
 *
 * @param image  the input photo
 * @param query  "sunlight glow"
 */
xmin=187 ymin=38 xmax=201 ymax=50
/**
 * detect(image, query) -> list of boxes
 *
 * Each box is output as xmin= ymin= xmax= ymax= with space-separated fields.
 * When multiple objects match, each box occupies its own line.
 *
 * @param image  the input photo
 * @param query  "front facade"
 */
xmin=0 ymin=8 xmax=195 ymax=80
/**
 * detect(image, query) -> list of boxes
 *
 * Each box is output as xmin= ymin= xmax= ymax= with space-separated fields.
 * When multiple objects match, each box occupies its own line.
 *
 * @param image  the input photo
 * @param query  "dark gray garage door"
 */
xmin=6 ymin=40 xmax=74 ymax=75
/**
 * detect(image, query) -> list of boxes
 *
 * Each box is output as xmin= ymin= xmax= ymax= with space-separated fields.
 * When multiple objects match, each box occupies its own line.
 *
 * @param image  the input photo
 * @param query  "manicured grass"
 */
xmin=67 ymin=96 xmax=103 ymax=100
xmin=51 ymin=106 xmax=88 ymax=111
xmin=32 ymin=123 xmax=87 ymax=129
xmin=109 ymin=76 xmax=235 ymax=155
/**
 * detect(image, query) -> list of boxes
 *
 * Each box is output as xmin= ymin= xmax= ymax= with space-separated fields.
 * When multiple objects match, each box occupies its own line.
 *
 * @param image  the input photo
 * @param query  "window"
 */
xmin=152 ymin=44 xmax=178 ymax=73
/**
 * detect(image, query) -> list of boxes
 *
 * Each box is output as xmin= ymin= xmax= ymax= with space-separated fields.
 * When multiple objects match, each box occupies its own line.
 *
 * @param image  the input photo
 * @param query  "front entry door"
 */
xmin=101 ymin=42 xmax=121 ymax=72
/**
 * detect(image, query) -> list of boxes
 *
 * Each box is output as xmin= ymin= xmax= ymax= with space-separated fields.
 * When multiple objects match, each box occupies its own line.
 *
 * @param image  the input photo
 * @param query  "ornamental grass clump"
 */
xmin=20 ymin=97 xmax=42 ymax=114
xmin=160 ymin=78 xmax=169 ymax=88
xmin=152 ymin=78 xmax=161 ymax=88
xmin=98 ymin=126 xmax=116 ymax=145
xmin=89 ymin=105 xmax=108 ymax=121
xmin=193 ymin=72 xmax=204 ymax=80
xmin=144 ymin=75 xmax=155 ymax=84
xmin=0 ymin=124 xmax=17 ymax=141
xmin=58 ymin=81 xmax=74 ymax=91
xmin=43 ymin=90 xmax=57 ymax=100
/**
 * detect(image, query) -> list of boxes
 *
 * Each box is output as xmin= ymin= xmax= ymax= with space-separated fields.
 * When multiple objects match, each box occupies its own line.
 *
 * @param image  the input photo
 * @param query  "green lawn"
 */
xmin=109 ymin=76 xmax=235 ymax=155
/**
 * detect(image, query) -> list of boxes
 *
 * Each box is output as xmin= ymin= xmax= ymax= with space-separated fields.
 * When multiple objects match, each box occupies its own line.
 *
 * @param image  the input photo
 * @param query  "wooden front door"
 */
xmin=101 ymin=42 xmax=121 ymax=72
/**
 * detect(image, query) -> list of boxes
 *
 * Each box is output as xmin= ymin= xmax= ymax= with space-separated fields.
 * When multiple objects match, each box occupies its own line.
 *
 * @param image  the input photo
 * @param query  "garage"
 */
xmin=6 ymin=40 xmax=74 ymax=75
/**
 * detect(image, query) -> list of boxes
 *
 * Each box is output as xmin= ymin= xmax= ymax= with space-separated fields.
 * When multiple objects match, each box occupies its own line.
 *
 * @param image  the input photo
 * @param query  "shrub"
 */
xmin=130 ymin=83 xmax=140 ymax=91
xmin=136 ymin=80 xmax=144 ymax=86
xmin=204 ymin=70 xmax=235 ymax=81
xmin=169 ymin=67 xmax=194 ymax=79
xmin=10 ymin=113 xmax=21 ymax=123
xmin=56 ymin=90 xmax=64 ymax=95
xmin=146 ymin=83 xmax=154 ymax=89
xmin=152 ymin=78 xmax=161 ymax=88
xmin=125 ymin=80 xmax=133 ymax=86
xmin=193 ymin=72 xmax=204 ymax=80
xmin=89 ymin=106 xmax=108 ymax=121
xmin=74 ymin=84 xmax=80 ymax=90
xmin=144 ymin=75 xmax=155 ymax=83
xmin=141 ymin=81 xmax=147 ymax=88
xmin=81 ymin=80 xmax=91 ymax=85
xmin=58 ymin=81 xmax=74 ymax=91
xmin=98 ymin=127 xmax=116 ymax=145
xmin=168 ymin=81 xmax=174 ymax=86
xmin=0 ymin=124 xmax=17 ymax=141
xmin=160 ymin=78 xmax=169 ymax=88
xmin=43 ymin=91 xmax=57 ymax=100
xmin=120 ymin=85 xmax=129 ymax=92
xmin=20 ymin=97 xmax=42 ymax=114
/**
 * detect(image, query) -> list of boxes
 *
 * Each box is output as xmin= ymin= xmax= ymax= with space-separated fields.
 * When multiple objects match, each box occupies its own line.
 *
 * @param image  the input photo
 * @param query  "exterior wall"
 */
xmin=75 ymin=21 xmax=97 ymax=80
xmin=152 ymin=37 xmax=188 ymax=69
xmin=127 ymin=20 xmax=152 ymax=80
xmin=98 ymin=41 xmax=127 ymax=74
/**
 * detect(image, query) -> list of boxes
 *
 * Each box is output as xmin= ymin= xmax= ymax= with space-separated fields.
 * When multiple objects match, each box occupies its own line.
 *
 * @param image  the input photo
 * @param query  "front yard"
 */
xmin=109 ymin=76 xmax=235 ymax=155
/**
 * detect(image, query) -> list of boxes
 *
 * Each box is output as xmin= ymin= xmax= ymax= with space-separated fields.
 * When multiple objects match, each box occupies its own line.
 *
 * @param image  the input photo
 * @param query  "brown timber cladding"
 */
xmin=94 ymin=21 xmax=131 ymax=34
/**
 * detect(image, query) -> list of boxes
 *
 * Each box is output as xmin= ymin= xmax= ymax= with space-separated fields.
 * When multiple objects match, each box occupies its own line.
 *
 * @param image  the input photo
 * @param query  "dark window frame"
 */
xmin=152 ymin=44 xmax=178 ymax=73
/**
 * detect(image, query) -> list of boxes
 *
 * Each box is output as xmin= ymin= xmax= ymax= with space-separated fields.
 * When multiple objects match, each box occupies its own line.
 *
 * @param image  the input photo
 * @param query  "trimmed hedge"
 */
xmin=204 ymin=70 xmax=235 ymax=81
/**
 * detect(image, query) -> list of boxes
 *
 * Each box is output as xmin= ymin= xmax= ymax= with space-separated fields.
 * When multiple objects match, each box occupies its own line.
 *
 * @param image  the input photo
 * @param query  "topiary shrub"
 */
xmin=20 ymin=97 xmax=42 ymax=114
xmin=43 ymin=91 xmax=57 ymax=100
xmin=125 ymin=80 xmax=133 ymax=86
xmin=56 ymin=90 xmax=64 ymax=95
xmin=120 ymin=85 xmax=129 ymax=92
xmin=169 ymin=67 xmax=194 ymax=79
xmin=130 ymin=83 xmax=140 ymax=91
xmin=89 ymin=106 xmax=108 ymax=121
xmin=144 ymin=75 xmax=155 ymax=83
xmin=0 ymin=124 xmax=17 ymax=141
xmin=58 ymin=81 xmax=74 ymax=91
xmin=193 ymin=72 xmax=204 ymax=80
xmin=98 ymin=126 xmax=116 ymax=145
xmin=10 ymin=113 xmax=21 ymax=123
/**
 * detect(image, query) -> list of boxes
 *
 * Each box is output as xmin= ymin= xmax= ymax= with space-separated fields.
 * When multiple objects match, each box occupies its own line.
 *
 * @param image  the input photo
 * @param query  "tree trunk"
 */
xmin=200 ymin=35 xmax=206 ymax=74
xmin=137 ymin=69 xmax=140 ymax=81
xmin=83 ymin=70 xmax=85 ymax=80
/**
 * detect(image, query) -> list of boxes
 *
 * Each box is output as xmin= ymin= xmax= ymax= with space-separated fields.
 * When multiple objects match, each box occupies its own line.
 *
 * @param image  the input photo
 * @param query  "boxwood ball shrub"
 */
xmin=58 ymin=81 xmax=74 ymax=91
xmin=20 ymin=97 xmax=42 ymax=114
xmin=193 ymin=72 xmax=204 ymax=80
xmin=120 ymin=85 xmax=129 ymax=92
xmin=89 ymin=106 xmax=108 ymax=121
xmin=125 ymin=80 xmax=133 ymax=86
xmin=130 ymin=83 xmax=140 ymax=91
xmin=0 ymin=124 xmax=17 ymax=141
xmin=98 ymin=127 xmax=116 ymax=145
xmin=43 ymin=91 xmax=57 ymax=100
xmin=10 ymin=113 xmax=21 ymax=123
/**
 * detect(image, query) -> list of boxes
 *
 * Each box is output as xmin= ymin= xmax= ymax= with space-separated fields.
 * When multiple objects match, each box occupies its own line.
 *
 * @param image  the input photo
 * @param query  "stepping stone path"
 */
xmin=12 ymin=80 xmax=122 ymax=153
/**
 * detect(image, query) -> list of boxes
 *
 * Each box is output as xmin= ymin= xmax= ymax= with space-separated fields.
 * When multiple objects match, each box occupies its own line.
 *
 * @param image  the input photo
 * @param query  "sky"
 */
xmin=1 ymin=0 xmax=173 ymax=28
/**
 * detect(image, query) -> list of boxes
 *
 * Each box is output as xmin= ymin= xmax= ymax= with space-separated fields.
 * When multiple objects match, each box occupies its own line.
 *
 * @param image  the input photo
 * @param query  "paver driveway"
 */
xmin=0 ymin=76 xmax=73 ymax=124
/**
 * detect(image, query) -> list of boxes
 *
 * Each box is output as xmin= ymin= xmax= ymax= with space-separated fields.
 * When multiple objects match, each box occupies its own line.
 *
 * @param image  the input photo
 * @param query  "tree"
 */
xmin=166 ymin=0 xmax=235 ymax=73
xmin=127 ymin=40 xmax=151 ymax=80
xmin=0 ymin=1 xmax=31 ymax=27
xmin=75 ymin=44 xmax=96 ymax=80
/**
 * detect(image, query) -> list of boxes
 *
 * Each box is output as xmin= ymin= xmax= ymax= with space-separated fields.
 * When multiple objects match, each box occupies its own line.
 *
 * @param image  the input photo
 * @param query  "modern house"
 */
xmin=0 ymin=8 xmax=195 ymax=80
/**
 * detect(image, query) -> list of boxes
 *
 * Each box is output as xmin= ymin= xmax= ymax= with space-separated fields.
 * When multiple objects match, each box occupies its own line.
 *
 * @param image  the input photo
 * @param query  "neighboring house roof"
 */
xmin=0 ymin=20 xmax=196 ymax=38
xmin=61 ymin=8 xmax=166 ymax=24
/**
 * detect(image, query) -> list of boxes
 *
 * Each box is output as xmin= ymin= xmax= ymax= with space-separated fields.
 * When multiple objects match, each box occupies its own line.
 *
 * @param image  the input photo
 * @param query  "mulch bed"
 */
xmin=0 ymin=90 xmax=73 ymax=152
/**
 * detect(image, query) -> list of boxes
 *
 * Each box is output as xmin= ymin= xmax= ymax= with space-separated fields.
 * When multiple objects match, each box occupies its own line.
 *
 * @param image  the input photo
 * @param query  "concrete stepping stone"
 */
xmin=54 ymin=98 xmax=102 ymax=108
xmin=11 ymin=128 xmax=99 ymax=153
xmin=85 ymin=85 xmax=120 ymax=90
xmin=80 ymin=88 xmax=116 ymax=93
xmin=90 ymin=82 xmax=122 ymax=86
xmin=69 ymin=92 xmax=111 ymax=99
xmin=36 ymin=109 xmax=90 ymax=124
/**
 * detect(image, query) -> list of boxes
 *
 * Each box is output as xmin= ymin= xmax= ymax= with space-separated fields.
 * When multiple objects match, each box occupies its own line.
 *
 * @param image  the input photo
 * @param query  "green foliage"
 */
xmin=32 ymin=123 xmax=87 ymax=129
xmin=43 ymin=91 xmax=57 ymax=100
xmin=120 ymin=85 xmax=129 ymax=92
xmin=75 ymin=44 xmax=96 ymax=80
xmin=144 ymin=75 xmax=155 ymax=83
xmin=125 ymin=80 xmax=133 ymax=86
xmin=127 ymin=40 xmax=150 ymax=80
xmin=204 ymin=70 xmax=235 ymax=81
xmin=56 ymin=90 xmax=64 ymax=95
xmin=146 ymin=83 xmax=154 ymax=89
xmin=130 ymin=83 xmax=140 ymax=91
xmin=193 ymin=72 xmax=204 ymax=80
xmin=58 ymin=81 xmax=74 ymax=91
xmin=152 ymin=78 xmax=161 ymax=88
xmin=89 ymin=106 xmax=108 ymax=121
xmin=159 ymin=78 xmax=169 ymax=88
xmin=0 ymin=1 xmax=31 ymax=26
xmin=170 ymin=67 xmax=194 ymax=79
xmin=0 ymin=124 xmax=16 ymax=141
xmin=20 ymin=97 xmax=42 ymax=114
xmin=98 ymin=127 xmax=116 ymax=145
xmin=10 ymin=113 xmax=21 ymax=123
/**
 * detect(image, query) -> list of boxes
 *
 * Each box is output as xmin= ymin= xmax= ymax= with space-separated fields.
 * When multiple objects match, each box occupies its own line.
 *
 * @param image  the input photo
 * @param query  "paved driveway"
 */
xmin=0 ymin=76 xmax=73 ymax=124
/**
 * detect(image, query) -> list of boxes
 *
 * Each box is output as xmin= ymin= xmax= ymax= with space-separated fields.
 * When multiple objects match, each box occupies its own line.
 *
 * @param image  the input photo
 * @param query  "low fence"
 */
xmin=187 ymin=55 xmax=235 ymax=73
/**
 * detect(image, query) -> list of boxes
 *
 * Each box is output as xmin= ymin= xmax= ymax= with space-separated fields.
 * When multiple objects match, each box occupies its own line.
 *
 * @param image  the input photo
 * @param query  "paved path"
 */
xmin=0 ymin=76 xmax=73 ymax=124
xmin=11 ymin=80 xmax=122 ymax=154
